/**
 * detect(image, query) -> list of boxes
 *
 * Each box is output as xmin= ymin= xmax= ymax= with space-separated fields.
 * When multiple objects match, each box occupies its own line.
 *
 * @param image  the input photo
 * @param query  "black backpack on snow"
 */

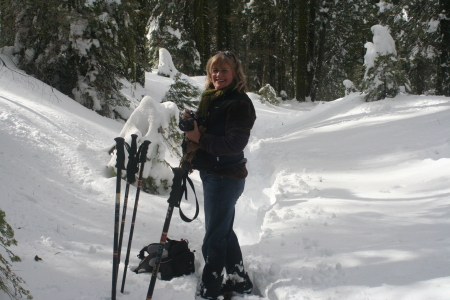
xmin=133 ymin=238 xmax=195 ymax=281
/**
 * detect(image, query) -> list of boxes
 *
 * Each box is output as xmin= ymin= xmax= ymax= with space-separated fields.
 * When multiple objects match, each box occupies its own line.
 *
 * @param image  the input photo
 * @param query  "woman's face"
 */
xmin=210 ymin=62 xmax=234 ymax=90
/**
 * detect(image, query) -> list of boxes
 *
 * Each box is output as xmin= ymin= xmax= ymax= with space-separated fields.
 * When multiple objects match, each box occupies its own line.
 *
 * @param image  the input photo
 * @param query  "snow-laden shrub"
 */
xmin=343 ymin=80 xmax=357 ymax=95
xmin=161 ymin=72 xmax=200 ymax=111
xmin=361 ymin=25 xmax=408 ymax=102
xmin=258 ymin=84 xmax=279 ymax=106
xmin=108 ymin=96 xmax=182 ymax=194
xmin=157 ymin=48 xmax=178 ymax=78
xmin=0 ymin=209 xmax=32 ymax=299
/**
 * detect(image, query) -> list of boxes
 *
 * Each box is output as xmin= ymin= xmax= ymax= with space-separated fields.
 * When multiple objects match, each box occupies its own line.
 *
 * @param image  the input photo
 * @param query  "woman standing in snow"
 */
xmin=181 ymin=51 xmax=256 ymax=300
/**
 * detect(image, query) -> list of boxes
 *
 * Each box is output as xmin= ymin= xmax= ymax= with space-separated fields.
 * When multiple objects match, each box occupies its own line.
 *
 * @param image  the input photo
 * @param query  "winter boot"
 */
xmin=224 ymin=272 xmax=253 ymax=294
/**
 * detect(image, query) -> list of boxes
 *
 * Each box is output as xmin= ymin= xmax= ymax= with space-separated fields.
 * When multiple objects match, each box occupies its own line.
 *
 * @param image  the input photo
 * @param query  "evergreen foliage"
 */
xmin=70 ymin=1 xmax=128 ymax=116
xmin=139 ymin=115 xmax=183 ymax=194
xmin=245 ymin=0 xmax=280 ymax=92
xmin=280 ymin=90 xmax=288 ymax=100
xmin=0 ymin=0 xmax=150 ymax=118
xmin=258 ymin=84 xmax=279 ymax=106
xmin=161 ymin=73 xmax=200 ymax=111
xmin=312 ymin=0 xmax=375 ymax=101
xmin=1 ymin=0 xmax=450 ymax=111
xmin=362 ymin=53 xmax=406 ymax=101
xmin=0 ymin=209 xmax=32 ymax=300
xmin=437 ymin=0 xmax=450 ymax=96
xmin=361 ymin=25 xmax=408 ymax=101
xmin=343 ymin=80 xmax=357 ymax=96
xmin=376 ymin=0 xmax=441 ymax=95
xmin=122 ymin=0 xmax=152 ymax=86
xmin=147 ymin=0 xmax=202 ymax=75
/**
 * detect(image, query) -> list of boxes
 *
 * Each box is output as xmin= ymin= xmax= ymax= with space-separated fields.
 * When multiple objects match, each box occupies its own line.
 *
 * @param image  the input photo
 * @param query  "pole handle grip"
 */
xmin=114 ymin=137 xmax=125 ymax=169
xmin=130 ymin=134 xmax=138 ymax=157
xmin=139 ymin=140 xmax=151 ymax=163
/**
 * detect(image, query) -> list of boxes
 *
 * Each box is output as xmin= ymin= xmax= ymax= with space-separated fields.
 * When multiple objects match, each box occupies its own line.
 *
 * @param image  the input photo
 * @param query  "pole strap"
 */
xmin=168 ymin=168 xmax=199 ymax=223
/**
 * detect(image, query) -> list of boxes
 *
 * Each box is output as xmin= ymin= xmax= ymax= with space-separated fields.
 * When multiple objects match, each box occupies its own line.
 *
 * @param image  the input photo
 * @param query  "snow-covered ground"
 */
xmin=1 ymin=54 xmax=450 ymax=300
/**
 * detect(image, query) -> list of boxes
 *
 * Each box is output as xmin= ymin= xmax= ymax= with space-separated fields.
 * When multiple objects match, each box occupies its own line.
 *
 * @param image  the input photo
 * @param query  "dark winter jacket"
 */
xmin=193 ymin=90 xmax=256 ymax=179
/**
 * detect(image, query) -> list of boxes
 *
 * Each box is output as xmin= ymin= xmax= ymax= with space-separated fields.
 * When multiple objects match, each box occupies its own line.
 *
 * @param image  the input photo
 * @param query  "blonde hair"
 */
xmin=205 ymin=51 xmax=248 ymax=93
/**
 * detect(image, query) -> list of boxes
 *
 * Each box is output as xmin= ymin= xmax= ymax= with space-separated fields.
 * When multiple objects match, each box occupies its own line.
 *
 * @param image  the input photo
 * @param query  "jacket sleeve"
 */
xmin=198 ymin=98 xmax=256 ymax=156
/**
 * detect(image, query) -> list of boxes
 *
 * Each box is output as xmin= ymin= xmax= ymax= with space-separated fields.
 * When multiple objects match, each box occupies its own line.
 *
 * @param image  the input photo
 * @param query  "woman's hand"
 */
xmin=184 ymin=120 xmax=201 ymax=143
xmin=183 ymin=109 xmax=201 ymax=143
xmin=182 ymin=108 xmax=192 ymax=120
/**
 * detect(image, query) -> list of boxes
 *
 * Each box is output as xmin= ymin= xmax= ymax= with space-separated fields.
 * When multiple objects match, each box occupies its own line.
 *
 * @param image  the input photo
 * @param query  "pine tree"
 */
xmin=191 ymin=0 xmax=211 ymax=69
xmin=108 ymin=97 xmax=182 ymax=194
xmin=376 ymin=0 xmax=441 ymax=95
xmin=313 ymin=0 xmax=376 ymax=101
xmin=147 ymin=0 xmax=202 ymax=76
xmin=0 ymin=209 xmax=32 ymax=300
xmin=0 ymin=0 xmax=150 ymax=118
xmin=162 ymin=72 xmax=200 ymax=111
xmin=70 ymin=0 xmax=129 ymax=116
xmin=258 ymin=84 xmax=279 ymax=106
xmin=361 ymin=25 xmax=407 ymax=101
xmin=273 ymin=0 xmax=298 ymax=98
xmin=245 ymin=0 xmax=280 ymax=92
xmin=116 ymin=0 xmax=152 ymax=86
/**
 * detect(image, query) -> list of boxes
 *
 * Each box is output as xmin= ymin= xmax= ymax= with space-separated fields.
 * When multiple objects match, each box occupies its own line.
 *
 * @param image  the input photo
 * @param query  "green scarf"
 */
xmin=197 ymin=84 xmax=236 ymax=118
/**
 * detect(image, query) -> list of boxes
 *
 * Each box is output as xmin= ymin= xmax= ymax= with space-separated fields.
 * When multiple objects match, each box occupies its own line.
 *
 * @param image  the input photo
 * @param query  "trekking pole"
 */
xmin=116 ymin=134 xmax=138 ymax=282
xmin=145 ymin=167 xmax=187 ymax=300
xmin=112 ymin=137 xmax=125 ymax=300
xmin=121 ymin=140 xmax=151 ymax=293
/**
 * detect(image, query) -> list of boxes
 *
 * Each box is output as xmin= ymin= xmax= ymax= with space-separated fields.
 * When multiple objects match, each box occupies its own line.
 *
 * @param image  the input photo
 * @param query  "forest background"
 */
xmin=0 ymin=0 xmax=450 ymax=117
xmin=1 ymin=1 xmax=450 ymax=298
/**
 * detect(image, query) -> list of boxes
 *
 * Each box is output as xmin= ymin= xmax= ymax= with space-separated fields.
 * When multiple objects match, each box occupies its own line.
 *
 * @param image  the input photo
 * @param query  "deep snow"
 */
xmin=1 ymin=54 xmax=450 ymax=300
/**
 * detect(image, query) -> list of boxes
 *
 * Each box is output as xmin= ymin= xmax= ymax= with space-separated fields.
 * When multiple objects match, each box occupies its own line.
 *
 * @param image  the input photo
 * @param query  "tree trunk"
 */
xmin=296 ymin=0 xmax=308 ymax=101
xmin=193 ymin=0 xmax=210 ymax=68
xmin=133 ymin=0 xmax=152 ymax=85
xmin=203 ymin=0 xmax=211 ymax=61
xmin=437 ymin=0 xmax=450 ymax=96
xmin=305 ymin=0 xmax=315 ymax=100
xmin=217 ymin=0 xmax=231 ymax=51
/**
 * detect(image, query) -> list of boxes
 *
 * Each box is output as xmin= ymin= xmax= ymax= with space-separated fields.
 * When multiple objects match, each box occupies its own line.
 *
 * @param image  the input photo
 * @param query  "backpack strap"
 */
xmin=168 ymin=167 xmax=199 ymax=223
xmin=138 ymin=245 xmax=148 ymax=260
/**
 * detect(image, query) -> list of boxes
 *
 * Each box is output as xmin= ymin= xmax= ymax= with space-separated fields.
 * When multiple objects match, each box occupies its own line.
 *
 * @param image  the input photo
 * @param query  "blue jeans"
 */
xmin=200 ymin=172 xmax=246 ymax=298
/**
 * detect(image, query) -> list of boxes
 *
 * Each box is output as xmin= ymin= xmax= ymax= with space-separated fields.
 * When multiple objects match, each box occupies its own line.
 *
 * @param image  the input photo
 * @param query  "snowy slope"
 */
xmin=1 ymin=54 xmax=450 ymax=300
xmin=242 ymin=94 xmax=450 ymax=300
